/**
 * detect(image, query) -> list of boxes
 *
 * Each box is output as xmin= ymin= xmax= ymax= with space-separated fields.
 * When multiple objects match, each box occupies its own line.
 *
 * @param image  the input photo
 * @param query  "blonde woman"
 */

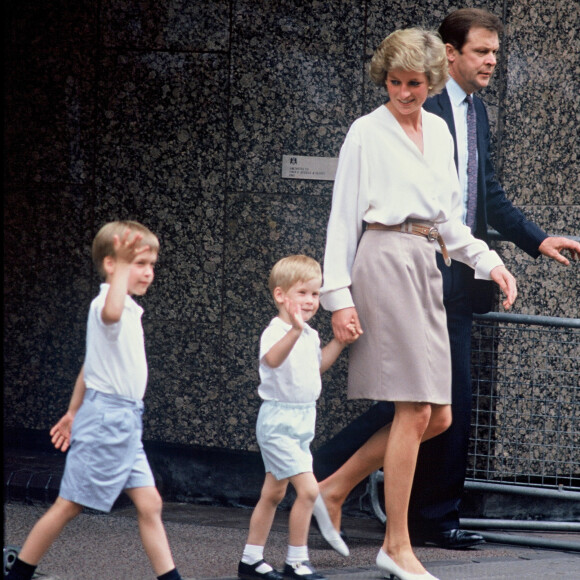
xmin=319 ymin=28 xmax=517 ymax=580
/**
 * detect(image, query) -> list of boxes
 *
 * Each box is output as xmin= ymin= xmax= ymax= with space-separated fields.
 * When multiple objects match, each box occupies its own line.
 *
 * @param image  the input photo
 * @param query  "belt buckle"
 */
xmin=427 ymin=226 xmax=439 ymax=242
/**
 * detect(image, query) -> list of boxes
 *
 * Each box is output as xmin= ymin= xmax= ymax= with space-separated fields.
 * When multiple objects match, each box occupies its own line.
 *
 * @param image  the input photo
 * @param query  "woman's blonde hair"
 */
xmin=92 ymin=220 xmax=159 ymax=279
xmin=369 ymin=28 xmax=448 ymax=96
xmin=268 ymin=255 xmax=322 ymax=295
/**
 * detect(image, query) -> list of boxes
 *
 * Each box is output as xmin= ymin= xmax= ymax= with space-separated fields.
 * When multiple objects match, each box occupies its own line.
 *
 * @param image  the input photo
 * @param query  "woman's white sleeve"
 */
xmin=320 ymin=131 xmax=365 ymax=311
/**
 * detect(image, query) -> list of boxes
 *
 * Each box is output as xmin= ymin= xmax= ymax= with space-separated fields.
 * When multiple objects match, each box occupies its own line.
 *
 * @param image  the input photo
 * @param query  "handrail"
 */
xmin=473 ymin=531 xmax=580 ymax=552
xmin=487 ymin=228 xmax=579 ymax=244
xmin=464 ymin=481 xmax=580 ymax=500
xmin=460 ymin=518 xmax=580 ymax=532
xmin=474 ymin=311 xmax=580 ymax=328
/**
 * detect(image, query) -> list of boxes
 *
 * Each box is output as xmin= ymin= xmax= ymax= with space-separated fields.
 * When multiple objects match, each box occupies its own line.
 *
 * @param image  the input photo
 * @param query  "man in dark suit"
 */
xmin=313 ymin=8 xmax=579 ymax=551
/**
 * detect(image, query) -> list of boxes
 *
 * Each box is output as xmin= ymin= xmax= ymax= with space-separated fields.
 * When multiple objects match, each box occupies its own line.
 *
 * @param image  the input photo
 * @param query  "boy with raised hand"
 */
xmin=7 ymin=221 xmax=185 ymax=580
xmin=238 ymin=255 xmax=358 ymax=580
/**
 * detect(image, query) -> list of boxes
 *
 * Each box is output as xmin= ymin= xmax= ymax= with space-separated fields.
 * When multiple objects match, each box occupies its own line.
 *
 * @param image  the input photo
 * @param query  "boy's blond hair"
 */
xmin=268 ymin=255 xmax=322 ymax=296
xmin=92 ymin=220 xmax=159 ymax=279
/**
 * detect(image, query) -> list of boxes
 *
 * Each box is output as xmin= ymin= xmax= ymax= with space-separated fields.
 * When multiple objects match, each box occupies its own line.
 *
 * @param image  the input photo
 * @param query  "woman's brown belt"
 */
xmin=367 ymin=221 xmax=451 ymax=267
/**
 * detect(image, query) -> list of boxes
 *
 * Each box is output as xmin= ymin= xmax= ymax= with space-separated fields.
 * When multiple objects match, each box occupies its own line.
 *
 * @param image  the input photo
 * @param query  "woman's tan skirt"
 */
xmin=347 ymin=228 xmax=451 ymax=404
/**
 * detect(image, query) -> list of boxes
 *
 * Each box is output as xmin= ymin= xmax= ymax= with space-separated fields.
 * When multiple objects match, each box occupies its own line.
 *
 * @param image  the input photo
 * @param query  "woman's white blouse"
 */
xmin=320 ymin=105 xmax=503 ymax=312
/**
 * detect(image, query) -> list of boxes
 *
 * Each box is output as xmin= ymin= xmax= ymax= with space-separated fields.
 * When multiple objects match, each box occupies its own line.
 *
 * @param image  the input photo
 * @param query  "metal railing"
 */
xmin=368 ymin=312 xmax=580 ymax=548
xmin=469 ymin=312 xmax=579 ymax=491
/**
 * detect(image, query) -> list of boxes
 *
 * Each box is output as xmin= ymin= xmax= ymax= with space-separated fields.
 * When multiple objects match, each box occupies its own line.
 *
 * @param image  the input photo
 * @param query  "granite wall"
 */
xmin=4 ymin=1 xmax=578 ymax=474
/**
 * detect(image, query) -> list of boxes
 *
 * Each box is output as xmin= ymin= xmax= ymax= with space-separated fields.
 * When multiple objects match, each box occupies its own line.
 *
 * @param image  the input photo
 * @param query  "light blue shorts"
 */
xmin=256 ymin=400 xmax=316 ymax=480
xmin=59 ymin=389 xmax=154 ymax=512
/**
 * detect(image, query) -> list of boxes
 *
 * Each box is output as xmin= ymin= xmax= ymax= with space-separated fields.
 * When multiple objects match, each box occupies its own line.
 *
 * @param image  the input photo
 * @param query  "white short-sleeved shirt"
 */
xmin=83 ymin=284 xmax=148 ymax=401
xmin=257 ymin=317 xmax=322 ymax=404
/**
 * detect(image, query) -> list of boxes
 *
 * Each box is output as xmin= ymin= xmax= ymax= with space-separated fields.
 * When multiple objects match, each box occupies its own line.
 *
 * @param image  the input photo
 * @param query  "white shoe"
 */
xmin=376 ymin=549 xmax=439 ymax=580
xmin=312 ymin=494 xmax=349 ymax=556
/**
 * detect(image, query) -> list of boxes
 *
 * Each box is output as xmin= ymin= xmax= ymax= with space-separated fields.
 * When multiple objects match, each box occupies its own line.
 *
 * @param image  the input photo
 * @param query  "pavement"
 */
xmin=4 ymin=445 xmax=580 ymax=579
xmin=4 ymin=501 xmax=580 ymax=580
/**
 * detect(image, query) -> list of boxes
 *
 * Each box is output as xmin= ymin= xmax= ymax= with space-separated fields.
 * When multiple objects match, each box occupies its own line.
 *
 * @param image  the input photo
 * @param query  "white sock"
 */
xmin=286 ymin=544 xmax=309 ymax=565
xmin=242 ymin=544 xmax=273 ymax=573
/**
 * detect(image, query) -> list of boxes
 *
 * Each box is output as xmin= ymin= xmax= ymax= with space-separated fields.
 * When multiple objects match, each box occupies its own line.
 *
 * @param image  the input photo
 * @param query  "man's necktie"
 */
xmin=465 ymin=94 xmax=478 ymax=231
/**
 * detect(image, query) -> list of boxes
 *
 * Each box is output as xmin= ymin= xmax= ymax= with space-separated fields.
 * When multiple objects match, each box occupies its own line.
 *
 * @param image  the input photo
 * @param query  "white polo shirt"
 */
xmin=257 ymin=317 xmax=322 ymax=404
xmin=84 ymin=284 xmax=148 ymax=401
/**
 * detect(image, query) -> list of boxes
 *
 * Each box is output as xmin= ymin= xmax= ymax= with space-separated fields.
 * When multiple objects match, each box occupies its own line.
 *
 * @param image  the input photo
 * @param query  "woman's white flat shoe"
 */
xmin=376 ymin=549 xmax=439 ymax=580
xmin=312 ymin=494 xmax=350 ymax=556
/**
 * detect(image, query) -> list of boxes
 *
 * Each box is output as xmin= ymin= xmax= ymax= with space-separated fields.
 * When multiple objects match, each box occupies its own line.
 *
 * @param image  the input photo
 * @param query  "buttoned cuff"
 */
xmin=320 ymin=287 xmax=355 ymax=312
xmin=474 ymin=250 xmax=504 ymax=280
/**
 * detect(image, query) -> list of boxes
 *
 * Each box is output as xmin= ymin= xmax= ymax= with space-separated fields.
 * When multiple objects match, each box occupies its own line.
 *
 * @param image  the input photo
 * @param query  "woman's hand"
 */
xmin=332 ymin=307 xmax=363 ymax=344
xmin=490 ymin=265 xmax=517 ymax=310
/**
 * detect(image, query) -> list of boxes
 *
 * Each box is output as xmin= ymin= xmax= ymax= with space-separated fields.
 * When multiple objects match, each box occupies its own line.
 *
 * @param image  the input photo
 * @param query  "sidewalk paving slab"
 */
xmin=4 ymin=502 xmax=580 ymax=579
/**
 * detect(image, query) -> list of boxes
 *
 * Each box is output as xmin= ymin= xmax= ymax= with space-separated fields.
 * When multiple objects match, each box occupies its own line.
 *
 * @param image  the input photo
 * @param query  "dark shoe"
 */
xmin=413 ymin=528 xmax=485 ymax=549
xmin=238 ymin=560 xmax=283 ymax=580
xmin=282 ymin=562 xmax=326 ymax=580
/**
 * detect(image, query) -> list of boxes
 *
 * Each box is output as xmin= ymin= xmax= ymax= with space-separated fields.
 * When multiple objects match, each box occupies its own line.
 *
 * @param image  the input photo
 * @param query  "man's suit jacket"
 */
xmin=423 ymin=88 xmax=547 ymax=312
xmin=424 ymin=88 xmax=547 ymax=254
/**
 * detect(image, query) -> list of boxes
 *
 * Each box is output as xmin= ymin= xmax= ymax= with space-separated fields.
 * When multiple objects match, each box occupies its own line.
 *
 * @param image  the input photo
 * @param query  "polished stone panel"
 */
xmin=4 ymin=49 xmax=95 ymax=185
xmin=94 ymin=49 xmax=229 ymax=324
xmin=500 ymin=0 xmax=578 ymax=207
xmin=101 ymin=0 xmax=230 ymax=51
xmin=492 ymin=0 xmax=579 ymax=322
xmin=4 ymin=184 xmax=94 ymax=426
xmin=229 ymin=0 xmax=364 ymax=195
xmin=3 ymin=0 xmax=578 ymax=463
xmin=143 ymin=321 xmax=225 ymax=446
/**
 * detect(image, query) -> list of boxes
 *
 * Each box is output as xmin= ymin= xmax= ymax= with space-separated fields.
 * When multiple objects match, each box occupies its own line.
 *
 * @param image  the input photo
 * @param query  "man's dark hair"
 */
xmin=439 ymin=8 xmax=503 ymax=51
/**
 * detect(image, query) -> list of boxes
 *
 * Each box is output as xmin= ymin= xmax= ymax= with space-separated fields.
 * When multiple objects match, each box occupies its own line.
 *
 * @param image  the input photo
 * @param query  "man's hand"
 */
xmin=538 ymin=237 xmax=580 ymax=266
xmin=50 ymin=411 xmax=75 ymax=452
xmin=490 ymin=265 xmax=517 ymax=310
xmin=332 ymin=307 xmax=363 ymax=344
